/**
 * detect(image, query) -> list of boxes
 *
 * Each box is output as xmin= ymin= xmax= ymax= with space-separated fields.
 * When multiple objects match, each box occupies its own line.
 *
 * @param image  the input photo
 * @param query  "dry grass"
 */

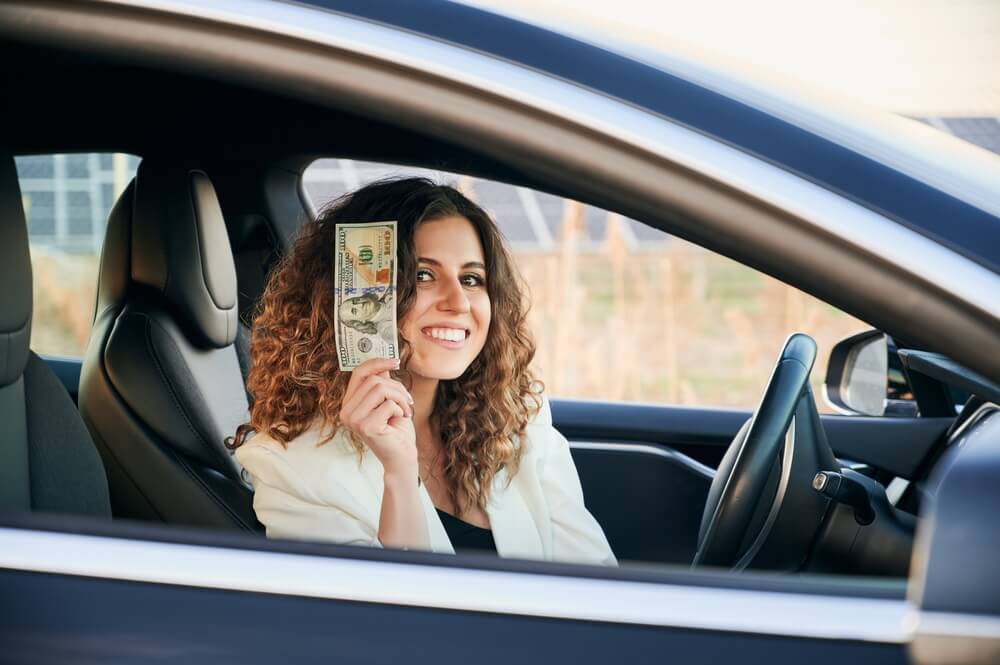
xmin=30 ymin=252 xmax=98 ymax=358
xmin=515 ymin=206 xmax=869 ymax=412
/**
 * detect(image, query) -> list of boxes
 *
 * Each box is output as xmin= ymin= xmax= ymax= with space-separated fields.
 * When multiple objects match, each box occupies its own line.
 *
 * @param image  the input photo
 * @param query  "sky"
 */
xmin=464 ymin=0 xmax=1000 ymax=117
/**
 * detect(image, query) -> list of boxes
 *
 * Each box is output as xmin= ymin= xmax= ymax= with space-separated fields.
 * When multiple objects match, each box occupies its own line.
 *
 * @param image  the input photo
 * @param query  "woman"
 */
xmin=231 ymin=178 xmax=616 ymax=566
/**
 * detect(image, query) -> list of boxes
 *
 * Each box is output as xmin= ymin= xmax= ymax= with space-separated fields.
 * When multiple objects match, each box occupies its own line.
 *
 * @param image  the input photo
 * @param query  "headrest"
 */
xmin=93 ymin=178 xmax=134 ymax=323
xmin=0 ymin=152 xmax=32 ymax=387
xmin=131 ymin=161 xmax=238 ymax=348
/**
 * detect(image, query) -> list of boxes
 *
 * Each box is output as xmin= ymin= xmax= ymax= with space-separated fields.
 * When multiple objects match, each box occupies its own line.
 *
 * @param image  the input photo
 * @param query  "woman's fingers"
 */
xmin=341 ymin=375 xmax=414 ymax=430
xmin=359 ymin=399 xmax=406 ymax=438
xmin=344 ymin=357 xmax=399 ymax=400
xmin=340 ymin=358 xmax=417 ymax=439
xmin=350 ymin=379 xmax=413 ymax=420
xmin=342 ymin=364 xmax=401 ymax=410
xmin=347 ymin=374 xmax=413 ymax=415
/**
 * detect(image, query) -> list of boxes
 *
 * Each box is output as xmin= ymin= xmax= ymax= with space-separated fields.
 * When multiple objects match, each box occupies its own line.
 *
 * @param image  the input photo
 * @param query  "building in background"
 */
xmin=16 ymin=153 xmax=139 ymax=254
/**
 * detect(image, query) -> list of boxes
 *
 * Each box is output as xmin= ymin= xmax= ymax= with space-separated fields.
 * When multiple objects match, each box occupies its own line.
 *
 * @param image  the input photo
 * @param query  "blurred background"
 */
xmin=15 ymin=0 xmax=998 ymax=411
xmin=467 ymin=0 xmax=1000 ymax=120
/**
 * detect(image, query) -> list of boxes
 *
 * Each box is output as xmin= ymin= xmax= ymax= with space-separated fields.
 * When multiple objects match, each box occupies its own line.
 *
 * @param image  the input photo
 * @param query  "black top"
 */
xmin=436 ymin=509 xmax=497 ymax=555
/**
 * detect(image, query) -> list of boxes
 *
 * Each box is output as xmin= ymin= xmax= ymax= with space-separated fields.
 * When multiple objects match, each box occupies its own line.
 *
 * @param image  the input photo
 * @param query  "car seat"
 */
xmin=78 ymin=160 xmax=259 ymax=530
xmin=0 ymin=151 xmax=111 ymax=517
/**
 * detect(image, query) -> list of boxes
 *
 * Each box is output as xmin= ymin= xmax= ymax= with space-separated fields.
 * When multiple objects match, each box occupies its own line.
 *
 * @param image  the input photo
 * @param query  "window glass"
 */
xmin=303 ymin=159 xmax=870 ymax=412
xmin=15 ymin=153 xmax=140 ymax=358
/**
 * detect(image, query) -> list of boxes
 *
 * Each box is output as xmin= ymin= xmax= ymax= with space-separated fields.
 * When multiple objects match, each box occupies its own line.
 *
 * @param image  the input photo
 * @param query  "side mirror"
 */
xmin=824 ymin=330 xmax=917 ymax=417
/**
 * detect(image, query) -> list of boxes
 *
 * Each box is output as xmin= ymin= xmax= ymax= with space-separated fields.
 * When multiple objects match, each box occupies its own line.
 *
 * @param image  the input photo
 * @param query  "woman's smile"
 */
xmin=422 ymin=325 xmax=471 ymax=346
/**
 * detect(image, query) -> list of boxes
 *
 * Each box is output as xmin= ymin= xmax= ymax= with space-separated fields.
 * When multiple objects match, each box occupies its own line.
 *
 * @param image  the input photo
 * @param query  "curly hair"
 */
xmin=230 ymin=177 xmax=542 ymax=512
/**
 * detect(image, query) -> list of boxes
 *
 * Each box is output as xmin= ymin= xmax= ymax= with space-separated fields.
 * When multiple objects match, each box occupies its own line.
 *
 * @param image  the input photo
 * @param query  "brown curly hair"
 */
xmin=230 ymin=177 xmax=542 ymax=512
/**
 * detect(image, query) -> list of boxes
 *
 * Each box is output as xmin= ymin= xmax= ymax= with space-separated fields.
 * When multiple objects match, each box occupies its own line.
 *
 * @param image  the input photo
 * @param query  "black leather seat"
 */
xmin=79 ymin=160 xmax=259 ymax=530
xmin=0 ymin=152 xmax=111 ymax=517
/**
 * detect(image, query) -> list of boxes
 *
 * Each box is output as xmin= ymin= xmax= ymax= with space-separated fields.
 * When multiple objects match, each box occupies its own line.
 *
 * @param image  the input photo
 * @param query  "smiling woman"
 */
xmin=230 ymin=177 xmax=616 ymax=564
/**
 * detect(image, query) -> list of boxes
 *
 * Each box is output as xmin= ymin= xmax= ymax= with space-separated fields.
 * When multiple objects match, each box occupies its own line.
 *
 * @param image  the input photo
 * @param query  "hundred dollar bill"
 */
xmin=334 ymin=221 xmax=399 ymax=370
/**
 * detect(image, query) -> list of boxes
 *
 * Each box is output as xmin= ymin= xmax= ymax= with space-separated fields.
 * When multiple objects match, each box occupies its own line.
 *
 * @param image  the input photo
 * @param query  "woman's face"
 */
xmin=400 ymin=215 xmax=491 ymax=381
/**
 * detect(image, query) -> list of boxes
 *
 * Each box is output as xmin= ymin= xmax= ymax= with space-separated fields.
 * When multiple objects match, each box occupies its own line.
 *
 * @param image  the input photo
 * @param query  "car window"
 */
xmin=303 ymin=159 xmax=871 ymax=412
xmin=14 ymin=153 xmax=140 ymax=358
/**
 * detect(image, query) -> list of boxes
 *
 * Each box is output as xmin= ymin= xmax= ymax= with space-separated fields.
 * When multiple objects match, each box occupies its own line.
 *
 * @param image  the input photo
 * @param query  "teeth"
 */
xmin=427 ymin=328 xmax=465 ymax=342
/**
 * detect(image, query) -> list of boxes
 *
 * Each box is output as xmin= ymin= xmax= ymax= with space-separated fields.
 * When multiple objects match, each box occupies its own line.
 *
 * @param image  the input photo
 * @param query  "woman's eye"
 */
xmin=461 ymin=273 xmax=486 ymax=287
xmin=416 ymin=269 xmax=433 ymax=282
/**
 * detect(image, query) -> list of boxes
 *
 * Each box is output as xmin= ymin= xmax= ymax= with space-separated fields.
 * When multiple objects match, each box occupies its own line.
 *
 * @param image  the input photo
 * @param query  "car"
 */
xmin=1 ymin=1 xmax=998 ymax=664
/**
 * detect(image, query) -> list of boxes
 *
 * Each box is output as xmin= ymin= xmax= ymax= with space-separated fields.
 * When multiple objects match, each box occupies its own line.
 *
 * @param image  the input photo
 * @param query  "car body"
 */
xmin=0 ymin=1 xmax=999 ymax=664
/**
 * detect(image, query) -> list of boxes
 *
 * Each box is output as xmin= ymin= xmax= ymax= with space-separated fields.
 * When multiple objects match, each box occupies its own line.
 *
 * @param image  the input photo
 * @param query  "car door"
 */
xmin=1 ymin=1 xmax=996 ymax=663
xmin=0 ymin=514 xmax=911 ymax=665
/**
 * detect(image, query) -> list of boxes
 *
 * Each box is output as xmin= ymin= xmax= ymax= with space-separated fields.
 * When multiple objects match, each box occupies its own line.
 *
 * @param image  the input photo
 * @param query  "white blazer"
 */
xmin=235 ymin=398 xmax=617 ymax=566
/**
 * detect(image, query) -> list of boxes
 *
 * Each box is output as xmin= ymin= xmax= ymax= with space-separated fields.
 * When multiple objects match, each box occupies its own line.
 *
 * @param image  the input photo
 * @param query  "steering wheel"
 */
xmin=693 ymin=333 xmax=839 ymax=570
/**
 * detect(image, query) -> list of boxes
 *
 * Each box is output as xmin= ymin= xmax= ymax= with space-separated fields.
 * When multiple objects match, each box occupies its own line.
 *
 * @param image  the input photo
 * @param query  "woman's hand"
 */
xmin=339 ymin=357 xmax=416 ymax=474
xmin=340 ymin=358 xmax=428 ymax=551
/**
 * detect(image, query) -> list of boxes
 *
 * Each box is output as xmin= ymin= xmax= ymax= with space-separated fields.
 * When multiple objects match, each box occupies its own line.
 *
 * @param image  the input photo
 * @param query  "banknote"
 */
xmin=334 ymin=221 xmax=399 ymax=370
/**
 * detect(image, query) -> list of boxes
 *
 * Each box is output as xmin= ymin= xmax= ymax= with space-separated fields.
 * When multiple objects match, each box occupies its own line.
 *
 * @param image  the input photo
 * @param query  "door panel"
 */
xmin=571 ymin=443 xmax=711 ymax=565
xmin=553 ymin=398 xmax=949 ymax=476
xmin=555 ymin=398 xmax=949 ymax=566
xmin=0 ymin=568 xmax=907 ymax=665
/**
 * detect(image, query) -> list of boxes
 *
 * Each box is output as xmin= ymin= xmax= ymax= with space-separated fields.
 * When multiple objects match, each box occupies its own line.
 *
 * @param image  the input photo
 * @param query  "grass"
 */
xmin=516 ymin=238 xmax=868 ymax=412
xmin=30 ymin=251 xmax=97 ymax=358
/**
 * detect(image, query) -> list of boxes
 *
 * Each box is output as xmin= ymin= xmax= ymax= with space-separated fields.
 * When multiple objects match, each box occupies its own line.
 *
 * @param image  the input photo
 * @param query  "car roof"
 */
xmin=3 ymin=0 xmax=998 ymax=274
xmin=296 ymin=0 xmax=1000 ymax=274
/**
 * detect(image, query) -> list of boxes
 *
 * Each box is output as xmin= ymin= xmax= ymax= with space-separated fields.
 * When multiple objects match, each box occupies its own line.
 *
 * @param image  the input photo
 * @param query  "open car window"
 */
xmin=303 ymin=159 xmax=872 ymax=412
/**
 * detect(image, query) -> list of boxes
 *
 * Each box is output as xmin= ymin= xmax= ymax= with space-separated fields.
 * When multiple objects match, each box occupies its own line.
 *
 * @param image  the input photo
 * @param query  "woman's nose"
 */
xmin=438 ymin=278 xmax=471 ymax=312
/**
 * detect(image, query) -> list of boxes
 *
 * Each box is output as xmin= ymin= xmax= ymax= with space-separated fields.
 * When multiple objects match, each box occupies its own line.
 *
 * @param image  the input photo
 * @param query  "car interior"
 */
xmin=3 ymin=30 xmax=998 ymax=584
